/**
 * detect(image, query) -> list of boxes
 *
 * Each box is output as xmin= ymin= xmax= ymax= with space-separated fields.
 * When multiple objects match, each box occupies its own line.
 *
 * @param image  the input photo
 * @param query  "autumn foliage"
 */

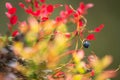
xmin=0 ymin=0 xmax=118 ymax=80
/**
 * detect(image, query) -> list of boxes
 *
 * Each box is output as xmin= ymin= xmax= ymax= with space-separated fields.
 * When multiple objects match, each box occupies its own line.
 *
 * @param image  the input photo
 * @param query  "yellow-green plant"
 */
xmin=0 ymin=0 xmax=119 ymax=80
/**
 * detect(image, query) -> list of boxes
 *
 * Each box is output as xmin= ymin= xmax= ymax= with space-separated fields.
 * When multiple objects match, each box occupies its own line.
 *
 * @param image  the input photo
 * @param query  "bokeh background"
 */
xmin=0 ymin=0 xmax=120 ymax=80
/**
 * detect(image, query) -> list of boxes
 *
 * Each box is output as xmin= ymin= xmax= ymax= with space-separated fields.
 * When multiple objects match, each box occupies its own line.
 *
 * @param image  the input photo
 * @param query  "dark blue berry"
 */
xmin=83 ymin=40 xmax=90 ymax=48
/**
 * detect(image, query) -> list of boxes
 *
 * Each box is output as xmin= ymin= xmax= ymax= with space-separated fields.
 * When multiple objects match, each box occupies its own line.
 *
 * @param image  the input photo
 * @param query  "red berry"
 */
xmin=41 ymin=17 xmax=48 ymax=21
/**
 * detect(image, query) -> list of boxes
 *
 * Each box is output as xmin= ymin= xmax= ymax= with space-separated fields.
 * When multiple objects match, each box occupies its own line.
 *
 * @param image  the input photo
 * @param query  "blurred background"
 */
xmin=0 ymin=0 xmax=120 ymax=80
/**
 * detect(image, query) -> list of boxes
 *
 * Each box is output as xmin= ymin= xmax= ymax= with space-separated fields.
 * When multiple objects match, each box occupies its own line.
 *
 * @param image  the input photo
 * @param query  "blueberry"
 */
xmin=83 ymin=40 xmax=90 ymax=48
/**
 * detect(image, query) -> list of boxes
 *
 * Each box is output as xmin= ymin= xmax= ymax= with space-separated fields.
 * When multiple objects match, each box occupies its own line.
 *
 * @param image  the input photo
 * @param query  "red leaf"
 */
xmin=65 ymin=5 xmax=73 ymax=15
xmin=79 ymin=20 xmax=83 ymax=26
xmin=47 ymin=5 xmax=54 ymax=13
xmin=12 ymin=30 xmax=19 ymax=37
xmin=25 ymin=8 xmax=32 ymax=14
xmin=5 ymin=2 xmax=12 ymax=9
xmin=31 ymin=10 xmax=41 ymax=17
xmin=34 ymin=1 xmax=39 ymax=8
xmin=91 ymin=70 xmax=95 ymax=76
xmin=19 ymin=2 xmax=25 ymax=8
xmin=40 ymin=0 xmax=45 ymax=3
xmin=80 ymin=2 xmax=85 ymax=10
xmin=94 ymin=24 xmax=104 ymax=32
xmin=86 ymin=3 xmax=94 ymax=9
xmin=73 ymin=13 xmax=79 ymax=18
xmin=86 ymin=34 xmax=95 ymax=40
xmin=8 ymin=7 xmax=16 ymax=14
xmin=41 ymin=17 xmax=48 ymax=21
xmin=10 ymin=15 xmax=18 ymax=25
xmin=5 ymin=12 xmax=11 ymax=18
xmin=53 ymin=71 xmax=65 ymax=78
xmin=76 ymin=2 xmax=93 ymax=16
xmin=55 ymin=16 xmax=62 ymax=22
